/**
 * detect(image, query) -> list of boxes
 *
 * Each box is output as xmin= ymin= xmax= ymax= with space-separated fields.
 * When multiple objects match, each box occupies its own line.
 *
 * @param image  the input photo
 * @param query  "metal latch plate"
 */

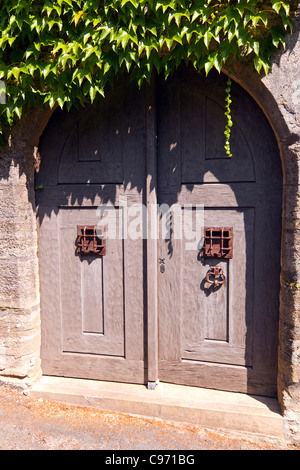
xmin=76 ymin=225 xmax=106 ymax=256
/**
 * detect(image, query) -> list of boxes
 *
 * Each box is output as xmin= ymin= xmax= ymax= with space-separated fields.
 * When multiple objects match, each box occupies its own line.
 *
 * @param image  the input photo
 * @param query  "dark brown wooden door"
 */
xmin=36 ymin=80 xmax=147 ymax=383
xmin=157 ymin=68 xmax=282 ymax=397
xmin=36 ymin=67 xmax=282 ymax=396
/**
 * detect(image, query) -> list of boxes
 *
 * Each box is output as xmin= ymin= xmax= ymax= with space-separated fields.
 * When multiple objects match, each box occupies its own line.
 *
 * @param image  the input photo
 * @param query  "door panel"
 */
xmin=181 ymin=208 xmax=254 ymax=367
xmin=36 ymin=80 xmax=146 ymax=384
xmin=57 ymin=88 xmax=130 ymax=184
xmin=59 ymin=207 xmax=124 ymax=356
xmin=181 ymin=87 xmax=255 ymax=183
xmin=157 ymin=67 xmax=282 ymax=397
xmin=158 ymin=207 xmax=254 ymax=368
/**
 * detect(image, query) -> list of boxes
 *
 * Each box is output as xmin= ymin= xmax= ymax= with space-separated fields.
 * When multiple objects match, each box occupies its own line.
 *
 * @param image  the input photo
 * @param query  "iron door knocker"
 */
xmin=205 ymin=266 xmax=226 ymax=287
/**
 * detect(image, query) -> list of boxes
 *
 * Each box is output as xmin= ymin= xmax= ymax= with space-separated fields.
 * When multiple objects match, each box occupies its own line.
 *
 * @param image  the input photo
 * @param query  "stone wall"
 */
xmin=0 ymin=108 xmax=53 ymax=390
xmin=0 ymin=14 xmax=299 ymax=444
xmin=262 ymin=14 xmax=300 ymax=445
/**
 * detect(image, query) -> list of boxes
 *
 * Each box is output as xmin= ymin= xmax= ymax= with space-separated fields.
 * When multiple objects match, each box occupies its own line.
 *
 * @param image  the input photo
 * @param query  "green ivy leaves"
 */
xmin=224 ymin=76 xmax=233 ymax=158
xmin=0 ymin=0 xmax=295 ymax=149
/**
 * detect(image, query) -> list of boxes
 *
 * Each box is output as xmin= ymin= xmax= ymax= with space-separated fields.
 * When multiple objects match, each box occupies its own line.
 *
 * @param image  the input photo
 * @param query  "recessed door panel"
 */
xmin=180 ymin=208 xmax=254 ymax=367
xmin=59 ymin=207 xmax=124 ymax=357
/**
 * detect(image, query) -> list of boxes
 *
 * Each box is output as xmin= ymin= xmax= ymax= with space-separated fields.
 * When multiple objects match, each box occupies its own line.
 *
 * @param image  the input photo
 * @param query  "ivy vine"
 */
xmin=0 ymin=0 xmax=296 ymax=152
xmin=224 ymin=75 xmax=233 ymax=157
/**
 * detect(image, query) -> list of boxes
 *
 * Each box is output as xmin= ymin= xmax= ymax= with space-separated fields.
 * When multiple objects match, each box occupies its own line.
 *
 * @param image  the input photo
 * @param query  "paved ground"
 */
xmin=0 ymin=387 xmax=298 ymax=451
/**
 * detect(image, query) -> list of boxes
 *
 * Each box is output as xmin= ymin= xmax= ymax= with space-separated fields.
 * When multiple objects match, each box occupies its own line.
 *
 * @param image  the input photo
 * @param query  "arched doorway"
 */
xmin=36 ymin=65 xmax=282 ymax=397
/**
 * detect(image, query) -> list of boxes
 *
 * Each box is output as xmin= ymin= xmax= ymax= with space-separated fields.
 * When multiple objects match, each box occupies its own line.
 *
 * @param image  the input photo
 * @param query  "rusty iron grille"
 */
xmin=76 ymin=226 xmax=106 ymax=256
xmin=202 ymin=227 xmax=233 ymax=259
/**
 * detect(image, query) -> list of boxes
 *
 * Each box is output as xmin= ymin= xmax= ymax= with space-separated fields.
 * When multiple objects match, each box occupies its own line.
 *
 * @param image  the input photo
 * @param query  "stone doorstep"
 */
xmin=31 ymin=376 xmax=284 ymax=442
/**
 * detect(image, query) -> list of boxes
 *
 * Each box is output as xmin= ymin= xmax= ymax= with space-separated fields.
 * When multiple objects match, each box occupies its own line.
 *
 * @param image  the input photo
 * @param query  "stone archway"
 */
xmin=224 ymin=58 xmax=300 ymax=443
xmin=0 ymin=46 xmax=299 ymax=442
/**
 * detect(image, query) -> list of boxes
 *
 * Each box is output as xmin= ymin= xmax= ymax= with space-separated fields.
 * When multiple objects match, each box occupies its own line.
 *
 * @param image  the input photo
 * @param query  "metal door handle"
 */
xmin=205 ymin=266 xmax=226 ymax=287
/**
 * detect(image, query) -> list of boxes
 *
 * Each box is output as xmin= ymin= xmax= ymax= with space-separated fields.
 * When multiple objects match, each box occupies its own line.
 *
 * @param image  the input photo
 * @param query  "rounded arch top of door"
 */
xmin=36 ymin=66 xmax=282 ymax=190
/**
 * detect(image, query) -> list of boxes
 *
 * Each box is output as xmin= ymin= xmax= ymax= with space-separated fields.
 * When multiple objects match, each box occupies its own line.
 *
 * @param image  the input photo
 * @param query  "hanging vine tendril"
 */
xmin=224 ymin=76 xmax=233 ymax=158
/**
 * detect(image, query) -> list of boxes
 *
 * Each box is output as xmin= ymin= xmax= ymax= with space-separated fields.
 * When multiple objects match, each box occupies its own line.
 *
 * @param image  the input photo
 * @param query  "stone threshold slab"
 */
xmin=31 ymin=375 xmax=284 ymax=441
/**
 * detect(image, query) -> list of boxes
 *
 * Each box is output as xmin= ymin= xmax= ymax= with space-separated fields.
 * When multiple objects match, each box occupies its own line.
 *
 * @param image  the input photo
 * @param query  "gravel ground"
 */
xmin=0 ymin=387 xmax=298 ymax=452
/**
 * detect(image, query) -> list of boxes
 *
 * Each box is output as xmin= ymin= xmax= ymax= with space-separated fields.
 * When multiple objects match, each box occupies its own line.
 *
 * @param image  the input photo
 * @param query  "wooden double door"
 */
xmin=36 ymin=66 xmax=282 ymax=397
